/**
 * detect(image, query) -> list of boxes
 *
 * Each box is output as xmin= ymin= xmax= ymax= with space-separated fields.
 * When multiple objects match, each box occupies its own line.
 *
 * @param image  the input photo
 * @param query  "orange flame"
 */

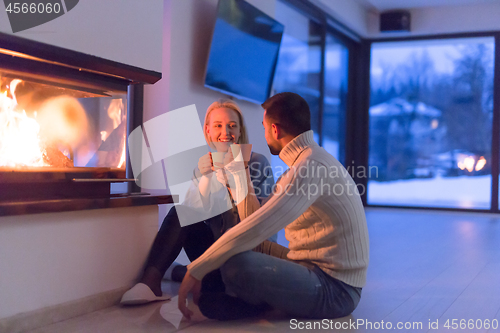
xmin=1 ymin=77 xmax=125 ymax=169
xmin=118 ymin=145 xmax=126 ymax=168
xmin=0 ymin=83 xmax=48 ymax=167
xmin=108 ymin=99 xmax=124 ymax=129
xmin=107 ymin=99 xmax=126 ymax=168
xmin=36 ymin=96 xmax=89 ymax=148
xmin=0 ymin=78 xmax=90 ymax=168
xmin=101 ymin=131 xmax=108 ymax=142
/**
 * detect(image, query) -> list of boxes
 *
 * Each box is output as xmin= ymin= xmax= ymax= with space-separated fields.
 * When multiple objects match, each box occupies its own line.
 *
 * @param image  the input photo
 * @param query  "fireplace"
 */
xmin=0 ymin=32 xmax=175 ymax=215
xmin=0 ymin=30 xmax=179 ymax=332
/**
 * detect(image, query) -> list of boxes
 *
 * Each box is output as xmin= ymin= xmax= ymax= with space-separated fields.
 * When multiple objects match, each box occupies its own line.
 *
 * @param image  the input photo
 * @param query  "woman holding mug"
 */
xmin=121 ymin=99 xmax=275 ymax=304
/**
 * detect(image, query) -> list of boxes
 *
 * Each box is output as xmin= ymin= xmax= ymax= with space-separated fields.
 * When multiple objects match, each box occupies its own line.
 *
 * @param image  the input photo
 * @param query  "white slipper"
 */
xmin=120 ymin=283 xmax=171 ymax=305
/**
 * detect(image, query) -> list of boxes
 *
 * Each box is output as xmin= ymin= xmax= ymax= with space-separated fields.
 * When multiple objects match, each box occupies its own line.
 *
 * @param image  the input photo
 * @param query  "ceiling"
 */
xmin=354 ymin=0 xmax=500 ymax=11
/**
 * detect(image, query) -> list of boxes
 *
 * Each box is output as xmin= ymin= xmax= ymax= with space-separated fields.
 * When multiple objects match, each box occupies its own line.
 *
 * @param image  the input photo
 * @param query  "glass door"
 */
xmin=368 ymin=37 xmax=494 ymax=209
xmin=322 ymin=33 xmax=349 ymax=163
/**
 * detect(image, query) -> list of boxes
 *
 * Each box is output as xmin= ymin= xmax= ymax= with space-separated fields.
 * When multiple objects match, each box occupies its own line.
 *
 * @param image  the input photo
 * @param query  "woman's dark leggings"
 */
xmin=144 ymin=206 xmax=215 ymax=276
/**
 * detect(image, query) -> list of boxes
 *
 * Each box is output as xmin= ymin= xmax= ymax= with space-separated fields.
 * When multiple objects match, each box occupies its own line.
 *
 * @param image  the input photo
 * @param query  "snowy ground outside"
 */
xmin=368 ymin=175 xmax=492 ymax=209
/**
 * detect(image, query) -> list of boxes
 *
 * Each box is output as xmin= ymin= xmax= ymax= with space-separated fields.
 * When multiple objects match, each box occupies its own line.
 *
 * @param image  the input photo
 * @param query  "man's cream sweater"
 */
xmin=188 ymin=130 xmax=369 ymax=288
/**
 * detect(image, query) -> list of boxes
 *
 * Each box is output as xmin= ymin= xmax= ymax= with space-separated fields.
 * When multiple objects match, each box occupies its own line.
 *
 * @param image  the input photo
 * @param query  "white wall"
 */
xmin=164 ymin=0 xmax=273 ymax=158
xmin=312 ymin=0 xmax=370 ymax=36
xmin=366 ymin=2 xmax=500 ymax=38
xmin=0 ymin=0 xmax=163 ymax=72
xmin=143 ymin=0 xmax=278 ymax=234
xmin=143 ymin=0 xmax=275 ymax=199
xmin=0 ymin=206 xmax=158 ymax=319
xmin=309 ymin=0 xmax=500 ymax=39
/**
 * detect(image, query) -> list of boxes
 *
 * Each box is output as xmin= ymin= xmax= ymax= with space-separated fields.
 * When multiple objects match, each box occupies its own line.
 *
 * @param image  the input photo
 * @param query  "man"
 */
xmin=178 ymin=92 xmax=369 ymax=320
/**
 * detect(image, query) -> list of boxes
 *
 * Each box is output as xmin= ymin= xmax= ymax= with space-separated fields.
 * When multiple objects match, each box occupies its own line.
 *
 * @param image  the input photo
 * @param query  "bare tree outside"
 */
xmin=368 ymin=38 xmax=494 ymax=209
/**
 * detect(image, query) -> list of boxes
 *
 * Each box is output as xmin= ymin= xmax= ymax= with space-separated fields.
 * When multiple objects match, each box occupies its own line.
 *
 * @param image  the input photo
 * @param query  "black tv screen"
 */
xmin=204 ymin=0 xmax=284 ymax=104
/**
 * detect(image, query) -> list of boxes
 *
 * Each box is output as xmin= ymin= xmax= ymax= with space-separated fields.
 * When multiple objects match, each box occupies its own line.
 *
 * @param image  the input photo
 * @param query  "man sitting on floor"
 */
xmin=178 ymin=92 xmax=370 ymax=320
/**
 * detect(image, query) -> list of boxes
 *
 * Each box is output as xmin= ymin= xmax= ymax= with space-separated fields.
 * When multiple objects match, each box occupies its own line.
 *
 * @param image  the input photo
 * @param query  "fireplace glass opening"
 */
xmin=0 ymin=71 xmax=132 ymax=203
xmin=0 ymin=74 xmax=127 ymax=170
xmin=0 ymin=32 xmax=162 ymax=204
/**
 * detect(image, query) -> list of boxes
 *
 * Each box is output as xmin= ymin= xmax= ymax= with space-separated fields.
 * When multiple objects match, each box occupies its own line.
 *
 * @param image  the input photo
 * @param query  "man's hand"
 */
xmin=178 ymin=270 xmax=202 ymax=320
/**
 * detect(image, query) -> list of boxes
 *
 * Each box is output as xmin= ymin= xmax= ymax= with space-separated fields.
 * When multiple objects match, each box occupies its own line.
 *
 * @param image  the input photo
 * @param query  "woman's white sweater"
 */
xmin=188 ymin=130 xmax=369 ymax=288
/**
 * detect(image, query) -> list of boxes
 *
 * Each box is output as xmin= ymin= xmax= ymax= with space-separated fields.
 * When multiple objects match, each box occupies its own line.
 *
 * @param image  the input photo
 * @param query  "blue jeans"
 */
xmin=210 ymin=241 xmax=362 ymax=319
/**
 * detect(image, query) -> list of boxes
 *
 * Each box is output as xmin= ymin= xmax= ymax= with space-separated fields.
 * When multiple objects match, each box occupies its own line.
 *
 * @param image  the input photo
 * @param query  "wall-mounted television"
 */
xmin=204 ymin=0 xmax=284 ymax=104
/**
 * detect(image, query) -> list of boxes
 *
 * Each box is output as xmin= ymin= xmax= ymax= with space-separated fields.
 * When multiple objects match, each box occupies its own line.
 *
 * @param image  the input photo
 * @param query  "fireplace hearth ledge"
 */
xmin=0 ymin=194 xmax=178 ymax=217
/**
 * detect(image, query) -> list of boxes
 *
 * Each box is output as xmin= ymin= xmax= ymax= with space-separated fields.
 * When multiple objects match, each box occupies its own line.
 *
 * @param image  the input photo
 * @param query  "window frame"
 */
xmin=364 ymin=31 xmax=500 ymax=213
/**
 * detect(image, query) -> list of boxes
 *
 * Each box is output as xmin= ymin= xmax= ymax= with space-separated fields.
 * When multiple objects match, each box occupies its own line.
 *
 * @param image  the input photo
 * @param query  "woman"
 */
xmin=121 ymin=99 xmax=275 ymax=304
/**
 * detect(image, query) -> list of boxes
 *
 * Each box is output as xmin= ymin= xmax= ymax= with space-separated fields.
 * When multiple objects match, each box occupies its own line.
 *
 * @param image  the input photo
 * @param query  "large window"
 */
xmin=368 ymin=37 xmax=495 ymax=209
xmin=267 ymin=3 xmax=500 ymax=212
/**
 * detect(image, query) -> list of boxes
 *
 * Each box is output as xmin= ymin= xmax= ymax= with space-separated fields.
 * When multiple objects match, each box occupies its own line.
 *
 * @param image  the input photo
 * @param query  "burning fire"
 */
xmin=1 ymin=77 xmax=128 ymax=169
xmin=0 ymin=78 xmax=90 ymax=168
xmin=107 ymin=99 xmax=126 ymax=168
xmin=36 ymin=96 xmax=89 ymax=148
xmin=0 ymin=80 xmax=48 ymax=167
xmin=0 ymin=77 xmax=126 ymax=168
xmin=91 ymin=99 xmax=127 ymax=169
xmin=457 ymin=155 xmax=486 ymax=172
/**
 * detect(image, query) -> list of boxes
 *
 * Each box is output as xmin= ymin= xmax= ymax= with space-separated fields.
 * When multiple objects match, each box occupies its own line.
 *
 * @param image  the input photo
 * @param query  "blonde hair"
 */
xmin=204 ymin=99 xmax=249 ymax=149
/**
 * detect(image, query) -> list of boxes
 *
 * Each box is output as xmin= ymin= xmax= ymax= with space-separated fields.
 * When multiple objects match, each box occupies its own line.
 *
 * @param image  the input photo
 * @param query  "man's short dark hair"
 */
xmin=261 ymin=92 xmax=311 ymax=136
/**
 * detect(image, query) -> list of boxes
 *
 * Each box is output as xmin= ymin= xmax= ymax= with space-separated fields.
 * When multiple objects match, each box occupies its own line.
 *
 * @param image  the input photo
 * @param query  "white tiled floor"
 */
xmin=28 ymin=208 xmax=500 ymax=332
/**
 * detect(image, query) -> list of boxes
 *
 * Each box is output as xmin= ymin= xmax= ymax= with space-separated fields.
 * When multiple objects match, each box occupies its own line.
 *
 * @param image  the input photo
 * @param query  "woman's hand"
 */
xmin=198 ymin=152 xmax=213 ymax=177
xmin=178 ymin=270 xmax=202 ymax=320
xmin=215 ymin=168 xmax=227 ymax=186
xmin=223 ymin=147 xmax=235 ymax=166
xmin=223 ymin=147 xmax=246 ymax=175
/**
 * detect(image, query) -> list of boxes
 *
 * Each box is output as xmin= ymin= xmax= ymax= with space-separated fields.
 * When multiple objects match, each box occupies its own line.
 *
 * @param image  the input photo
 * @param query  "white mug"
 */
xmin=211 ymin=152 xmax=226 ymax=169
xmin=230 ymin=144 xmax=252 ymax=162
